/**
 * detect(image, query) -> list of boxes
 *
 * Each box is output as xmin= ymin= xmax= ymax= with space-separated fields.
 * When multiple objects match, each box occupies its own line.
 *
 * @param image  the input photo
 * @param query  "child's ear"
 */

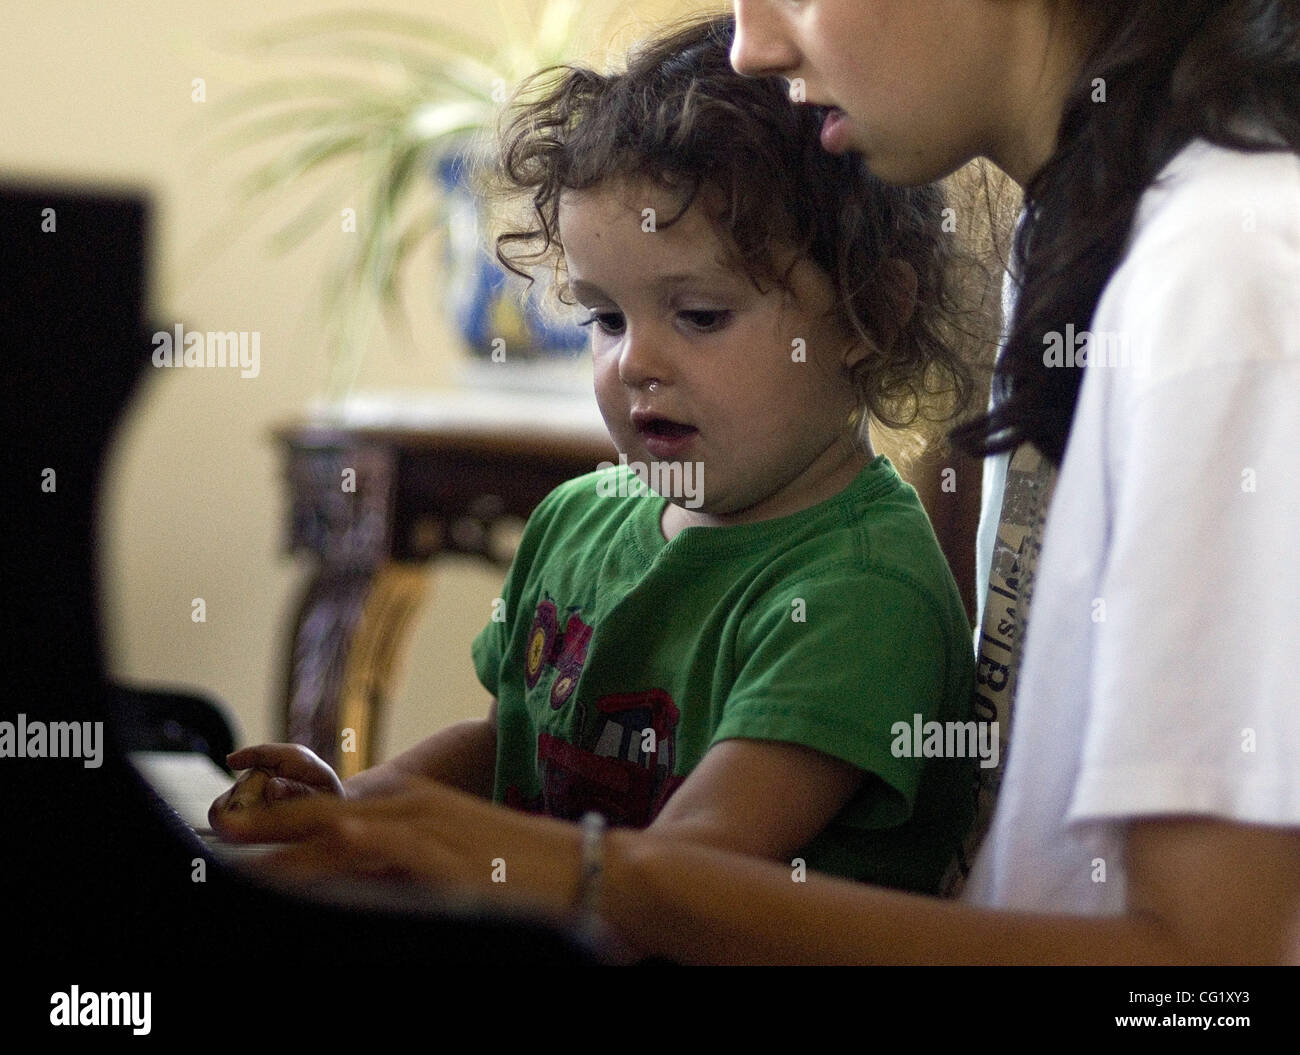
xmin=842 ymin=258 xmax=919 ymax=369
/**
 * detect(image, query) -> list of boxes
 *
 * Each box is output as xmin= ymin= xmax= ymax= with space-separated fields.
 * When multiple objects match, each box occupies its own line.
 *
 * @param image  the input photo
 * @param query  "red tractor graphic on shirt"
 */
xmin=506 ymin=675 xmax=691 ymax=826
xmin=536 ymin=689 xmax=684 ymax=827
xmin=514 ymin=598 xmax=684 ymax=825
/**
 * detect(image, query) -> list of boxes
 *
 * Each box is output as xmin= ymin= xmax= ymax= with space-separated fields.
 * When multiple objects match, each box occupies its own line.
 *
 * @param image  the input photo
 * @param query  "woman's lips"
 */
xmin=820 ymin=107 xmax=851 ymax=154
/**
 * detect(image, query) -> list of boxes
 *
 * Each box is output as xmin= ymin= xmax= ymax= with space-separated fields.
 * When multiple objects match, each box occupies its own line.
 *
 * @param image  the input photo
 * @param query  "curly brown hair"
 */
xmin=489 ymin=11 xmax=993 ymax=440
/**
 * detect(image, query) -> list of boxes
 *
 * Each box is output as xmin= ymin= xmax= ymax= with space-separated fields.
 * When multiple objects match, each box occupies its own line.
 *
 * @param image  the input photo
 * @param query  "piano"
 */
xmin=1 ymin=181 xmax=610 ymax=1022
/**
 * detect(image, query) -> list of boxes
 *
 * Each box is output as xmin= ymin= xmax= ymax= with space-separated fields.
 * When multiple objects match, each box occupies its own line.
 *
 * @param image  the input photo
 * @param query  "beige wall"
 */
xmin=3 ymin=0 xmax=703 ymax=757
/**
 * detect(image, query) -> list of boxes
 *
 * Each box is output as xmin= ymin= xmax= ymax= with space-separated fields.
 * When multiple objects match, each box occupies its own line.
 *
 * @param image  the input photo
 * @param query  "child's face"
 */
xmin=729 ymin=0 xmax=1064 ymax=186
xmin=559 ymin=177 xmax=869 ymax=529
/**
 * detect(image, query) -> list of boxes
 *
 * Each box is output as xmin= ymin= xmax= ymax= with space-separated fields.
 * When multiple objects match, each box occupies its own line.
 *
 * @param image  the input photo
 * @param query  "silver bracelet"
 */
xmin=577 ymin=811 xmax=608 ymax=914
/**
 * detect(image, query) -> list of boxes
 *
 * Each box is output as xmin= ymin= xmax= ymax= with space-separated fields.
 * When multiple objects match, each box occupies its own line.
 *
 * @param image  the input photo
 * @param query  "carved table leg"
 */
xmin=334 ymin=563 xmax=430 ymax=778
xmin=282 ymin=566 xmax=369 ymax=769
xmin=283 ymin=562 xmax=432 ymax=777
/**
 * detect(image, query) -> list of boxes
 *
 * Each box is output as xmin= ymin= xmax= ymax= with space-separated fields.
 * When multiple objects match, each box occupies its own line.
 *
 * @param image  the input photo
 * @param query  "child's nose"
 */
xmin=617 ymin=325 xmax=674 ymax=390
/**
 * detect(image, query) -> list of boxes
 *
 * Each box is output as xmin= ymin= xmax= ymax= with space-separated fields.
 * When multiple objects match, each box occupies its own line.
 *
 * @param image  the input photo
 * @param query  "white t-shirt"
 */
xmin=963 ymin=139 xmax=1300 ymax=914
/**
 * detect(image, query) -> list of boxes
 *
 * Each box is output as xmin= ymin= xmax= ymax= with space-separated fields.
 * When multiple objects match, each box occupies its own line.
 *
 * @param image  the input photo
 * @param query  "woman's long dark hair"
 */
xmin=951 ymin=0 xmax=1300 ymax=465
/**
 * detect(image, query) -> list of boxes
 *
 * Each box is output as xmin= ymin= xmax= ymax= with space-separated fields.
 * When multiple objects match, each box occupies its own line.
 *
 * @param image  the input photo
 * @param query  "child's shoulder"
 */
xmin=522 ymin=463 xmax=649 ymax=536
xmin=763 ymin=457 xmax=967 ymax=625
xmin=835 ymin=457 xmax=951 ymax=565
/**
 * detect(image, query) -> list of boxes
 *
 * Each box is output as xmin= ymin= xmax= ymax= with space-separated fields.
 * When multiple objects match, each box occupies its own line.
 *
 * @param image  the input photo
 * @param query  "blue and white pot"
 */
xmin=436 ymin=152 xmax=588 ymax=363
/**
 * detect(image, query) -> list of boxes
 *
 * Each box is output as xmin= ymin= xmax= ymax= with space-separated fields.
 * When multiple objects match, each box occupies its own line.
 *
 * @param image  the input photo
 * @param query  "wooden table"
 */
xmin=276 ymin=391 xmax=615 ymax=777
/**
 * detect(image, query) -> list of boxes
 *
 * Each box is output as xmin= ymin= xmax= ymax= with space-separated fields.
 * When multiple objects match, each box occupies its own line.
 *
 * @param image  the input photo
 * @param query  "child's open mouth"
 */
xmin=634 ymin=415 xmax=699 ymax=459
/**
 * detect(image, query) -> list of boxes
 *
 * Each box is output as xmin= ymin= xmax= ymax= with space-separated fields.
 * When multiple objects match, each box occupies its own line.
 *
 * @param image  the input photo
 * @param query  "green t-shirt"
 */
xmin=472 ymin=456 xmax=976 ymax=892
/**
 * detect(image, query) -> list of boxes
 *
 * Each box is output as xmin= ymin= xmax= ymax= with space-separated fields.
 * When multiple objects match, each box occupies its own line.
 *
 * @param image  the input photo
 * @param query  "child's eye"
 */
xmin=679 ymin=309 xmax=732 ymax=332
xmin=578 ymin=311 xmax=625 ymax=336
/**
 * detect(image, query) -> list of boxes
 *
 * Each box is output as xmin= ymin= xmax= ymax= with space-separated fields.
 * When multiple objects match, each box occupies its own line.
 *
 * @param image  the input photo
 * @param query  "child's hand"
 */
xmin=208 ymin=743 xmax=345 ymax=841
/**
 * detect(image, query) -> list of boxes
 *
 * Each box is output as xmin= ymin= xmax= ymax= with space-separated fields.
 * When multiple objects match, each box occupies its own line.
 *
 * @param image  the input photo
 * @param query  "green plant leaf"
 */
xmin=244 ymin=10 xmax=497 ymax=66
xmin=237 ymin=130 xmax=376 ymax=197
xmin=379 ymin=207 xmax=440 ymax=302
xmin=205 ymin=74 xmax=403 ymax=123
xmin=407 ymin=99 xmax=496 ymax=144
xmin=206 ymin=100 xmax=395 ymax=153
xmin=265 ymin=189 xmax=355 ymax=254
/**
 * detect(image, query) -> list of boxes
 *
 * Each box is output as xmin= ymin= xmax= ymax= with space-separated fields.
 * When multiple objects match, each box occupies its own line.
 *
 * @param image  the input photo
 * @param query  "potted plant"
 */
xmin=209 ymin=2 xmax=625 ymax=398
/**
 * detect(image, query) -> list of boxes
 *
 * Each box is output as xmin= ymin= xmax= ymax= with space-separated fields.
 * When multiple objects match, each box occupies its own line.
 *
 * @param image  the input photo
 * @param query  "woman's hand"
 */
xmin=208 ymin=743 xmax=345 ymax=840
xmin=240 ymin=779 xmax=585 ymax=913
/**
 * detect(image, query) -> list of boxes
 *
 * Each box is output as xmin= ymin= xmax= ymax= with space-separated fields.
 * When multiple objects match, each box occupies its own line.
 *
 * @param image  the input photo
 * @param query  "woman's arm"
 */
xmin=602 ymin=814 xmax=1300 ymax=964
xmin=248 ymin=782 xmax=1300 ymax=964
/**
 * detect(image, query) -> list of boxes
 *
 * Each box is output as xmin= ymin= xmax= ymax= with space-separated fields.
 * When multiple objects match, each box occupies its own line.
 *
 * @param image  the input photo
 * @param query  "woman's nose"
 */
xmin=731 ymin=0 xmax=800 ymax=78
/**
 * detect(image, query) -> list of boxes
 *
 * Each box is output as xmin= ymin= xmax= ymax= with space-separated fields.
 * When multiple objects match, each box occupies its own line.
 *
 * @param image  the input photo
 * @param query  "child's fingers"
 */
xmin=226 ymin=744 xmax=286 ymax=769
xmin=207 ymin=787 xmax=234 ymax=830
xmin=218 ymin=767 xmax=273 ymax=812
xmin=225 ymin=743 xmax=340 ymax=790
xmin=219 ymin=784 xmax=451 ymax=845
xmin=265 ymin=776 xmax=320 ymax=803
xmin=217 ymin=792 xmax=354 ymax=842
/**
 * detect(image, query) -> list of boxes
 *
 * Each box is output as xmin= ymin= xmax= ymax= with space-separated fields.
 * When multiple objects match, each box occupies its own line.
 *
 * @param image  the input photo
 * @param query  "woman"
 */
xmin=240 ymin=0 xmax=1300 ymax=964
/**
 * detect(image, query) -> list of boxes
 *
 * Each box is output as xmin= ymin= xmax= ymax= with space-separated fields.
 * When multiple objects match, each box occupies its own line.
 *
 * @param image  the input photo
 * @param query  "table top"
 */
xmin=277 ymin=388 xmax=615 ymax=460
